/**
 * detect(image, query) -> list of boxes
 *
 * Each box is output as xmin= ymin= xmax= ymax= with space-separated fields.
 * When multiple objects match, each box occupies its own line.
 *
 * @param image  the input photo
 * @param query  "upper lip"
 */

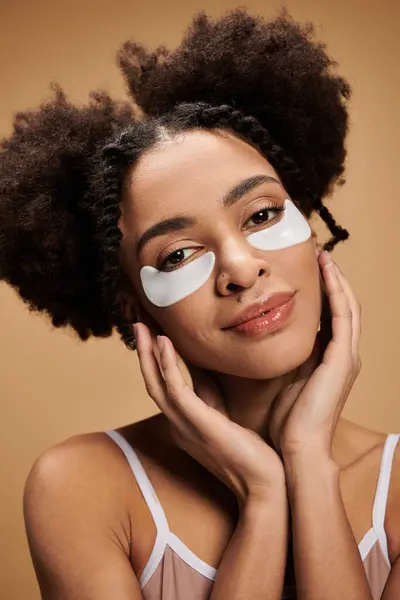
xmin=222 ymin=291 xmax=296 ymax=329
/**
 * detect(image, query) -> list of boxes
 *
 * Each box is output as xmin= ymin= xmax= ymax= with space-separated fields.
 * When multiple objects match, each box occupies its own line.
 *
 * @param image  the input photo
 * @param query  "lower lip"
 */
xmin=228 ymin=295 xmax=296 ymax=335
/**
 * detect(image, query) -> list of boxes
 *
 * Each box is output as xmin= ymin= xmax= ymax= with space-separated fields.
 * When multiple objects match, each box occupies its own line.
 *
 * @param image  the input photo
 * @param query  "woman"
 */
xmin=1 ymin=9 xmax=399 ymax=600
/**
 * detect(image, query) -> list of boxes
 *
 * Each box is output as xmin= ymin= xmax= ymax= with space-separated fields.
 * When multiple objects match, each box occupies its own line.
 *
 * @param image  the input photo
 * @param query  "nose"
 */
xmin=215 ymin=237 xmax=272 ymax=297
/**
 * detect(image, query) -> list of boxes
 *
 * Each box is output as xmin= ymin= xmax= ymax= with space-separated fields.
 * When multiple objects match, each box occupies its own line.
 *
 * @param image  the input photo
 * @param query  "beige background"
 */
xmin=0 ymin=0 xmax=399 ymax=597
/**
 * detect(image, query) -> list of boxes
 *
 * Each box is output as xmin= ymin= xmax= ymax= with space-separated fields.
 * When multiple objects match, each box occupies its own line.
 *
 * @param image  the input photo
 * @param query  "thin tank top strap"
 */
xmin=372 ymin=433 xmax=400 ymax=565
xmin=105 ymin=429 xmax=170 ymax=537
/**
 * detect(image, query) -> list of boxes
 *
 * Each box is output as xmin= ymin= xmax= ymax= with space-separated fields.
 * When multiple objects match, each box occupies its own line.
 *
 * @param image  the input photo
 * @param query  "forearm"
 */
xmin=210 ymin=486 xmax=288 ymax=600
xmin=285 ymin=453 xmax=373 ymax=600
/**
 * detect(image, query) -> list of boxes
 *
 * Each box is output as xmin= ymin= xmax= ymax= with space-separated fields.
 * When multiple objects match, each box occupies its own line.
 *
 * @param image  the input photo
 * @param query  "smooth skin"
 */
xmin=23 ymin=131 xmax=400 ymax=599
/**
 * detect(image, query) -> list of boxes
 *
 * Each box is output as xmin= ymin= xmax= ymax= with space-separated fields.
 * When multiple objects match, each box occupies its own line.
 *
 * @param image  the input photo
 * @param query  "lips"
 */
xmin=222 ymin=291 xmax=296 ymax=329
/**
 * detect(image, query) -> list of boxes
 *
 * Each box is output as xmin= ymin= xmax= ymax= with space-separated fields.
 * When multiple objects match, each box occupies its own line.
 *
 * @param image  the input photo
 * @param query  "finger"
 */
xmin=319 ymin=252 xmax=353 ymax=361
xmin=157 ymin=335 xmax=217 ymax=427
xmin=318 ymin=290 xmax=332 ymax=358
xmin=135 ymin=322 xmax=183 ymax=423
xmin=332 ymin=262 xmax=361 ymax=358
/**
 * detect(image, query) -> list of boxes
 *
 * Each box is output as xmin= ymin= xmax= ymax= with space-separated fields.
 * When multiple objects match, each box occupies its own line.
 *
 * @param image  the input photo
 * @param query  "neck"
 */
xmin=213 ymin=369 xmax=298 ymax=445
xmin=213 ymin=371 xmax=356 ymax=470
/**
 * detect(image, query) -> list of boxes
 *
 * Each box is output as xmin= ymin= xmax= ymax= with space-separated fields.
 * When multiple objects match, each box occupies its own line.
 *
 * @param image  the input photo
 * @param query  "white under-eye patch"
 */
xmin=247 ymin=199 xmax=311 ymax=250
xmin=140 ymin=199 xmax=311 ymax=307
xmin=140 ymin=251 xmax=216 ymax=308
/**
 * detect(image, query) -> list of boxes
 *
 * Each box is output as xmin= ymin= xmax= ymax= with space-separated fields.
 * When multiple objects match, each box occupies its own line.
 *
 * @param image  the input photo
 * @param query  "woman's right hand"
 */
xmin=134 ymin=322 xmax=285 ymax=509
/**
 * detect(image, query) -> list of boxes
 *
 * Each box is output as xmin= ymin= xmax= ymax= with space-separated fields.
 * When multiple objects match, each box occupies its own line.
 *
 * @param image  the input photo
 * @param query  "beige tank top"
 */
xmin=105 ymin=430 xmax=400 ymax=600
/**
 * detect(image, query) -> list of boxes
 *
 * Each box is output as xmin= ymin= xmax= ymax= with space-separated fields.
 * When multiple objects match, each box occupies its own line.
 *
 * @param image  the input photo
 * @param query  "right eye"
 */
xmin=158 ymin=247 xmax=199 ymax=272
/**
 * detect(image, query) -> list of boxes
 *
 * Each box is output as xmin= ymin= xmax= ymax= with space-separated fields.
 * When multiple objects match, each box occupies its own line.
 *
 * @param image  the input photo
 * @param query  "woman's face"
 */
xmin=119 ymin=129 xmax=322 ymax=379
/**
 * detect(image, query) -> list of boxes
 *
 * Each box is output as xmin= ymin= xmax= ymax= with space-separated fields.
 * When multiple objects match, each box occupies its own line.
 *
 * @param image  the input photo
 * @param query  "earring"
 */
xmin=127 ymin=337 xmax=137 ymax=351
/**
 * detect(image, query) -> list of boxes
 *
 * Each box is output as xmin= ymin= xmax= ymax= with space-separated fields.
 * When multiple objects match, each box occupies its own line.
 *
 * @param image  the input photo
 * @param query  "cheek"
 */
xmin=284 ymin=246 xmax=323 ymax=353
xmin=155 ymin=295 xmax=211 ymax=340
xmin=288 ymin=245 xmax=322 ymax=320
xmin=277 ymin=241 xmax=320 ymax=291
xmin=150 ymin=290 xmax=219 ymax=364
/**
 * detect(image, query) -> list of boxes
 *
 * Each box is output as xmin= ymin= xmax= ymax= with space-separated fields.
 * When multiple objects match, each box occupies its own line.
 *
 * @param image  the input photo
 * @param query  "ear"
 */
xmin=118 ymin=271 xmax=138 ymax=323
xmin=119 ymin=291 xmax=137 ymax=323
xmin=119 ymin=284 xmax=164 ymax=338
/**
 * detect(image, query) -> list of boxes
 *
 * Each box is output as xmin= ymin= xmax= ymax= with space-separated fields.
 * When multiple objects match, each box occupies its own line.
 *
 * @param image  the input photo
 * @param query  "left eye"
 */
xmin=245 ymin=206 xmax=283 ymax=227
xmin=158 ymin=247 xmax=198 ymax=271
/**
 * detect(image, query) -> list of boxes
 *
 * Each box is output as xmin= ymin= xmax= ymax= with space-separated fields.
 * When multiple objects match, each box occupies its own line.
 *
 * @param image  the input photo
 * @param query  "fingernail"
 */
xmin=157 ymin=335 xmax=164 ymax=353
xmin=132 ymin=323 xmax=137 ymax=339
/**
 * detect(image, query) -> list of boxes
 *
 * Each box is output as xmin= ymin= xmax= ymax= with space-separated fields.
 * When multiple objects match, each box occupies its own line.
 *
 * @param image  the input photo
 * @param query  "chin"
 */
xmin=254 ymin=341 xmax=315 ymax=379
xmin=212 ymin=324 xmax=318 ymax=380
xmin=265 ymin=327 xmax=318 ymax=379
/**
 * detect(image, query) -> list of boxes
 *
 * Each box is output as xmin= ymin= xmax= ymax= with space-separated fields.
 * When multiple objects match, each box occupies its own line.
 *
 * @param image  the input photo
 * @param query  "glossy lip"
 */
xmin=229 ymin=295 xmax=296 ymax=335
xmin=222 ymin=291 xmax=296 ymax=329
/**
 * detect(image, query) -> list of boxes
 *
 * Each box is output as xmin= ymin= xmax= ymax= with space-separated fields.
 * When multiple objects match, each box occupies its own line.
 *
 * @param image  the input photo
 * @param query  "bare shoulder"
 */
xmin=23 ymin=419 xmax=160 ymax=558
xmin=385 ymin=429 xmax=400 ymax=561
xmin=25 ymin=426 xmax=139 ymax=494
xmin=337 ymin=418 xmax=400 ymax=561
xmin=25 ymin=413 xmax=165 ymax=494
xmin=23 ymin=425 xmax=152 ymax=598
xmin=335 ymin=418 xmax=388 ymax=469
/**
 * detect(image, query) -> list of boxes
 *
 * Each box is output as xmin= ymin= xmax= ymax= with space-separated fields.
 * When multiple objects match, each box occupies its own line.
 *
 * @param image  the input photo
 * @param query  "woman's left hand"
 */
xmin=269 ymin=250 xmax=362 ymax=461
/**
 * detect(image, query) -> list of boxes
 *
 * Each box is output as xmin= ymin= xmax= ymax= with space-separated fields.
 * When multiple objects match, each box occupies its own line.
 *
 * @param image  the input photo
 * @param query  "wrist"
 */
xmin=240 ymin=484 xmax=289 ymax=519
xmin=239 ymin=471 xmax=288 ymax=515
xmin=281 ymin=442 xmax=336 ymax=469
xmin=283 ymin=451 xmax=339 ymax=495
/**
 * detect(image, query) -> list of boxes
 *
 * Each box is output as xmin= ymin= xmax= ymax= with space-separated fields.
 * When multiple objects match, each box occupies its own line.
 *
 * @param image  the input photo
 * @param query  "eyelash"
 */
xmin=157 ymin=203 xmax=285 ymax=272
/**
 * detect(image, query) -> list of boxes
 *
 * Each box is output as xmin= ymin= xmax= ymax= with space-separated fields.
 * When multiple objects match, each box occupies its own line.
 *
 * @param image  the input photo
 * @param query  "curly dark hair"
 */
xmin=0 ymin=9 xmax=351 ymax=351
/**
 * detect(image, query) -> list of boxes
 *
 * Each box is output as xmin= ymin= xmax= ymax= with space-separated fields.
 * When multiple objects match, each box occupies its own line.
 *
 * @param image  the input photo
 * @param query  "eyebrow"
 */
xmin=135 ymin=174 xmax=282 ymax=259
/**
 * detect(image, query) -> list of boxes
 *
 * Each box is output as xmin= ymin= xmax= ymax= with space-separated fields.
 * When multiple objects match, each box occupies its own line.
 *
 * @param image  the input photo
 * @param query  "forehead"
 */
xmin=121 ymin=130 xmax=281 ymax=227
